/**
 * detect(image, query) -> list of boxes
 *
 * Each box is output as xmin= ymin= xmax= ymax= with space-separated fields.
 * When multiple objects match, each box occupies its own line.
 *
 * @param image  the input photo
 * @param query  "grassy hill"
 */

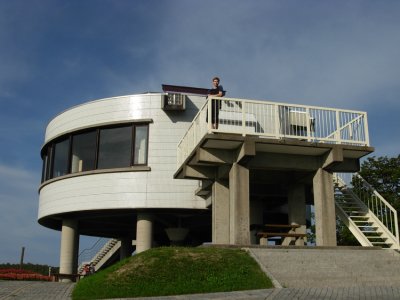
xmin=72 ymin=247 xmax=273 ymax=299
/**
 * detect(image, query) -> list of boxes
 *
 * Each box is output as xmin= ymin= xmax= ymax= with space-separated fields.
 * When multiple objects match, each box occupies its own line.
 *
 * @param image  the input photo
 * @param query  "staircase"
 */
xmin=334 ymin=173 xmax=400 ymax=249
xmin=78 ymin=238 xmax=119 ymax=274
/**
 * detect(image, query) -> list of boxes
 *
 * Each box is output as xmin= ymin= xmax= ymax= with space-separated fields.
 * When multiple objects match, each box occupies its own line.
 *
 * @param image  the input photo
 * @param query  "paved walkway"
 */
xmin=1 ymin=282 xmax=400 ymax=300
xmin=0 ymin=281 xmax=74 ymax=300
xmin=1 ymin=247 xmax=400 ymax=299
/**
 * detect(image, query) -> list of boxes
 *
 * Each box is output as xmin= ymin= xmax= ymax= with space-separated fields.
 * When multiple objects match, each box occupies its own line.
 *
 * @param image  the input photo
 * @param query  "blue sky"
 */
xmin=0 ymin=0 xmax=399 ymax=266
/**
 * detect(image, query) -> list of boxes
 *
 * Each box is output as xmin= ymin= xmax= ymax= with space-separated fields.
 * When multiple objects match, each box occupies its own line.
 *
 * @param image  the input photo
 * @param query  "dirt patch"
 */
xmin=110 ymin=256 xmax=157 ymax=279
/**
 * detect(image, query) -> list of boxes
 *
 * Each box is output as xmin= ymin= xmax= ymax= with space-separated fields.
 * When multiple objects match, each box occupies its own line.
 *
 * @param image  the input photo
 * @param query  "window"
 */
xmin=71 ymin=131 xmax=97 ymax=173
xmin=134 ymin=125 xmax=148 ymax=165
xmin=97 ymin=126 xmax=133 ymax=169
xmin=52 ymin=138 xmax=70 ymax=178
xmin=41 ymin=123 xmax=150 ymax=182
xmin=41 ymin=150 xmax=50 ymax=182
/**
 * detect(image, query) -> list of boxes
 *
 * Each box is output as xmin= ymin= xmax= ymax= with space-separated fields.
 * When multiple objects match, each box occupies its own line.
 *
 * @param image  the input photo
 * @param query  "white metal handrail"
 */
xmin=78 ymin=238 xmax=109 ymax=267
xmin=334 ymin=173 xmax=399 ymax=247
xmin=352 ymin=173 xmax=399 ymax=243
xmin=177 ymin=96 xmax=370 ymax=167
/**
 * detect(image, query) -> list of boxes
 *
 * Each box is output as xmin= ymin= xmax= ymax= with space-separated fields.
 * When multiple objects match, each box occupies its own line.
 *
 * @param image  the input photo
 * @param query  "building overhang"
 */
xmin=174 ymin=133 xmax=374 ymax=180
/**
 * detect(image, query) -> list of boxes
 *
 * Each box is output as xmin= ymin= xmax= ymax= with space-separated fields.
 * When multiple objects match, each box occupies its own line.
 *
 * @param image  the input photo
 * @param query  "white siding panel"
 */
xmin=39 ymin=93 xmax=207 ymax=219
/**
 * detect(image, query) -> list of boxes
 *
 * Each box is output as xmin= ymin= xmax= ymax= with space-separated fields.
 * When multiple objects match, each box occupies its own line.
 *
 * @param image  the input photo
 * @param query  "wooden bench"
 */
xmin=257 ymin=232 xmax=307 ymax=238
xmin=52 ymin=273 xmax=82 ymax=282
xmin=254 ymin=224 xmax=307 ymax=246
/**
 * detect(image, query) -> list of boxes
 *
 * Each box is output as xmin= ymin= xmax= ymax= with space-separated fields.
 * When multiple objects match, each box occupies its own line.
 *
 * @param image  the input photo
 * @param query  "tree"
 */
xmin=358 ymin=155 xmax=400 ymax=211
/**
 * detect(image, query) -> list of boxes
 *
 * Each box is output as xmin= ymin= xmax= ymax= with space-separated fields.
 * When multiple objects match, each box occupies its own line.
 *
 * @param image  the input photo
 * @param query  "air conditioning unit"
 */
xmin=162 ymin=93 xmax=186 ymax=111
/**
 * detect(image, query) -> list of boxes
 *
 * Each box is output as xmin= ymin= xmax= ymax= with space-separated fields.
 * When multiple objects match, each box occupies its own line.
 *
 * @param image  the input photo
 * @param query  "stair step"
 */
xmin=353 ymin=220 xmax=373 ymax=223
xmin=371 ymin=241 xmax=392 ymax=245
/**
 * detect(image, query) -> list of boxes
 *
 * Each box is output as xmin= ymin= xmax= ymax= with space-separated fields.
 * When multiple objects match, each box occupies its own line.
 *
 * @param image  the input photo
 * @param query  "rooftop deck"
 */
xmin=177 ymin=96 xmax=370 ymax=169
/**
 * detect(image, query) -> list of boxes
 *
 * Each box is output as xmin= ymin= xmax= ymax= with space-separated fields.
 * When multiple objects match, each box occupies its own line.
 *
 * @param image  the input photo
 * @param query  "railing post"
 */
xmin=335 ymin=110 xmax=340 ymax=143
xmin=363 ymin=112 xmax=370 ymax=146
xmin=306 ymin=107 xmax=311 ymax=141
xmin=394 ymin=214 xmax=400 ymax=247
xmin=274 ymin=104 xmax=280 ymax=139
xmin=207 ymin=97 xmax=212 ymax=133
xmin=242 ymin=101 xmax=246 ymax=136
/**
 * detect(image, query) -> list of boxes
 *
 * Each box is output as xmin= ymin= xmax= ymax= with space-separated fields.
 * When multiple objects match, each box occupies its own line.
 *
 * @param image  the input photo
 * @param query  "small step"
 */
xmin=371 ymin=241 xmax=393 ymax=245
xmin=341 ymin=205 xmax=361 ymax=208
xmin=353 ymin=220 xmax=373 ymax=223
xmin=361 ymin=230 xmax=382 ymax=237
xmin=367 ymin=237 xmax=387 ymax=240
xmin=345 ymin=211 xmax=365 ymax=215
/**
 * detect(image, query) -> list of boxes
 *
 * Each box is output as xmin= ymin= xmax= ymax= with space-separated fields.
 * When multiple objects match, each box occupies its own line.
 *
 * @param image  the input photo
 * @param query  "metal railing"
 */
xmin=177 ymin=97 xmax=370 ymax=167
xmin=78 ymin=238 xmax=109 ymax=267
xmin=334 ymin=173 xmax=399 ymax=247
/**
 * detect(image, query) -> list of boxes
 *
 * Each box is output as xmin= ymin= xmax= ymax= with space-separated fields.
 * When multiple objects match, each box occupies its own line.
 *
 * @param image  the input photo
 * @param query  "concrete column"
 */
xmin=59 ymin=219 xmax=79 ymax=282
xmin=120 ymin=238 xmax=133 ymax=260
xmin=212 ymin=179 xmax=230 ymax=244
xmin=229 ymin=163 xmax=250 ymax=245
xmin=73 ymin=231 xmax=79 ymax=272
xmin=136 ymin=213 xmax=153 ymax=253
xmin=287 ymin=183 xmax=307 ymax=245
xmin=313 ymin=168 xmax=337 ymax=246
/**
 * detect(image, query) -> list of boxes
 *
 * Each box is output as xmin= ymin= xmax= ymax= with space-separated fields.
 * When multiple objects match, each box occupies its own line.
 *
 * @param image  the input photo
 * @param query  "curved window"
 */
xmin=98 ymin=126 xmax=132 ymax=169
xmin=134 ymin=125 xmax=148 ymax=165
xmin=52 ymin=138 xmax=70 ymax=178
xmin=41 ymin=123 xmax=149 ymax=183
xmin=71 ymin=131 xmax=97 ymax=173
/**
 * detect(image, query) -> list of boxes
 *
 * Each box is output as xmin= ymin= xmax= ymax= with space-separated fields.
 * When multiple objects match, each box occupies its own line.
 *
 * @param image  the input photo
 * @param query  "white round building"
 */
xmin=38 ymin=87 xmax=211 ymax=277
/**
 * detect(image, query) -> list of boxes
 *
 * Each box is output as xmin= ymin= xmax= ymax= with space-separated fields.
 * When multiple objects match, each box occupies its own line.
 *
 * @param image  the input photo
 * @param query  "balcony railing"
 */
xmin=177 ymin=96 xmax=370 ymax=167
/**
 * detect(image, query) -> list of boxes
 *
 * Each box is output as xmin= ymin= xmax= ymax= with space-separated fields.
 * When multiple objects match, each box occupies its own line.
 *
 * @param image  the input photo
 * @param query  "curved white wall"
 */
xmin=38 ymin=93 xmax=207 ymax=220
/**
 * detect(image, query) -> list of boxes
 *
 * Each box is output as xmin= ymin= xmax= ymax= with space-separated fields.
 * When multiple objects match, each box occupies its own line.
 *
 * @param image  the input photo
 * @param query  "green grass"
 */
xmin=72 ymin=247 xmax=273 ymax=299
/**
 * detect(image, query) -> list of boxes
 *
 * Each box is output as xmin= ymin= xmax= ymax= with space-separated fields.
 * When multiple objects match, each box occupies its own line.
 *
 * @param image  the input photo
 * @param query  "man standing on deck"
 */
xmin=208 ymin=76 xmax=224 ymax=129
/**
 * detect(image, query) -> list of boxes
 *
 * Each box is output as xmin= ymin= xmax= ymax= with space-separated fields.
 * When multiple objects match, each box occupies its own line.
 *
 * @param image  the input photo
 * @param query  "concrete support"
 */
xmin=287 ymin=183 xmax=307 ymax=245
xmin=313 ymin=168 xmax=337 ymax=246
xmin=229 ymin=163 xmax=250 ymax=244
xmin=59 ymin=219 xmax=79 ymax=282
xmin=120 ymin=238 xmax=133 ymax=260
xmin=136 ymin=213 xmax=153 ymax=253
xmin=212 ymin=180 xmax=230 ymax=244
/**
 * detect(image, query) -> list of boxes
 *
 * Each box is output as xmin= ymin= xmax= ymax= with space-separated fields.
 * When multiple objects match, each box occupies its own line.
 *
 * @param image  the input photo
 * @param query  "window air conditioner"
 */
xmin=162 ymin=93 xmax=186 ymax=111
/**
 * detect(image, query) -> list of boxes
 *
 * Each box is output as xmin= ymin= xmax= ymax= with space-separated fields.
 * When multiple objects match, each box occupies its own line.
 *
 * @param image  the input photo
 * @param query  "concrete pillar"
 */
xmin=287 ymin=183 xmax=307 ymax=245
xmin=229 ymin=163 xmax=250 ymax=244
xmin=313 ymin=168 xmax=337 ymax=246
xmin=120 ymin=238 xmax=133 ymax=260
xmin=136 ymin=213 xmax=153 ymax=253
xmin=59 ymin=219 xmax=79 ymax=282
xmin=212 ymin=179 xmax=230 ymax=244
xmin=73 ymin=231 xmax=79 ymax=272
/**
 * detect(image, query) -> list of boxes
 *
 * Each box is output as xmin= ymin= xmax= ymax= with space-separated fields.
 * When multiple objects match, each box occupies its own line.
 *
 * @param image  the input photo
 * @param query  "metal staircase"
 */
xmin=334 ymin=173 xmax=399 ymax=249
xmin=78 ymin=238 xmax=119 ymax=274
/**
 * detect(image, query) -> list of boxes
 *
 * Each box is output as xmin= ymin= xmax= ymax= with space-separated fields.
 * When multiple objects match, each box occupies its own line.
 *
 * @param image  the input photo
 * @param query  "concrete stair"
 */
xmin=249 ymin=247 xmax=400 ymax=288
